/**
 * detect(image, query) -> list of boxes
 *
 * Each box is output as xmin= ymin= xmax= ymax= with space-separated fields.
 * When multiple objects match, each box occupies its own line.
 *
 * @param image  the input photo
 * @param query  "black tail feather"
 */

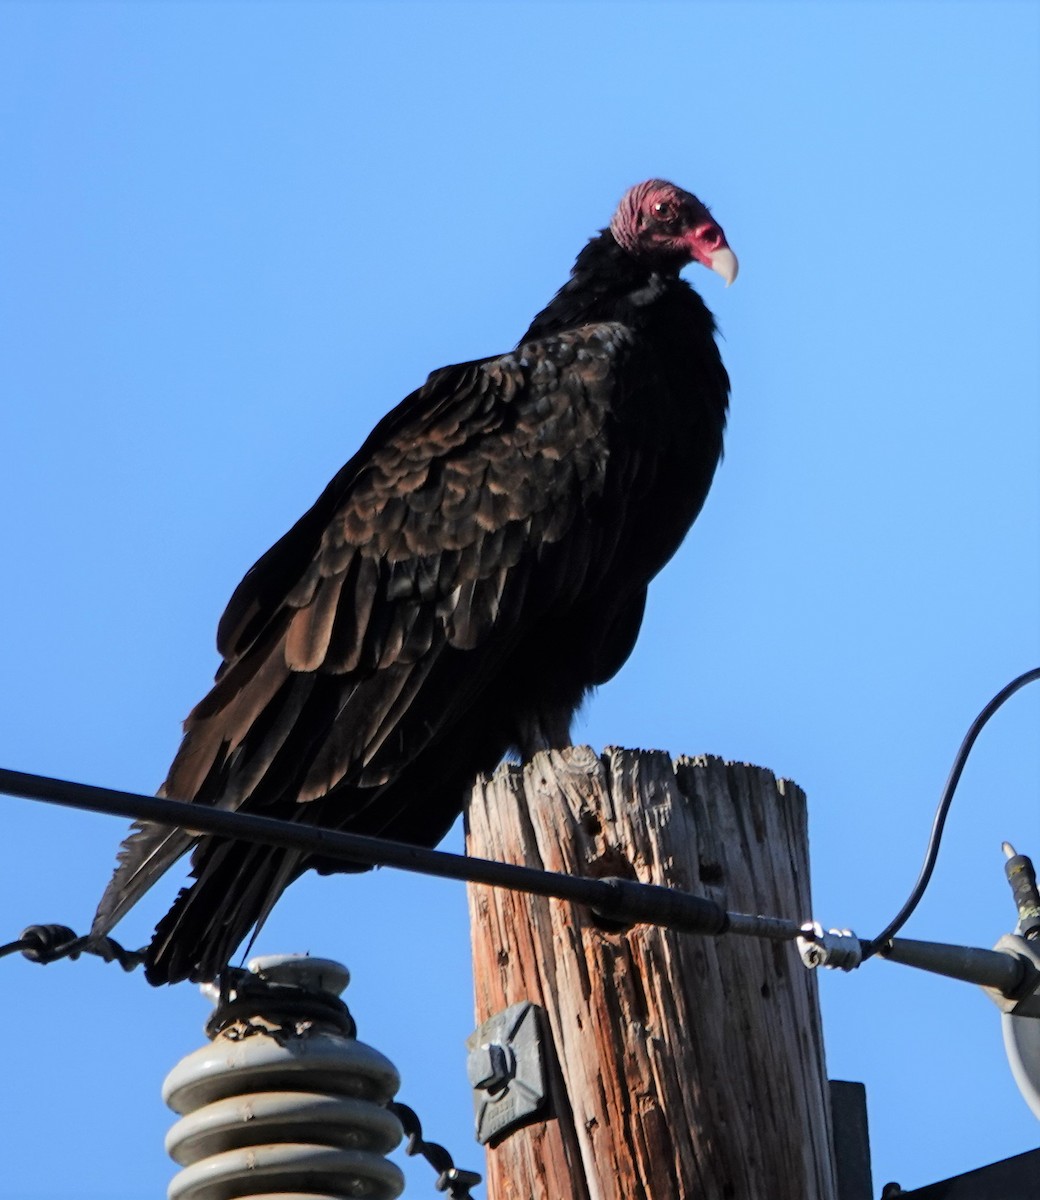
xmin=144 ymin=839 xmax=305 ymax=985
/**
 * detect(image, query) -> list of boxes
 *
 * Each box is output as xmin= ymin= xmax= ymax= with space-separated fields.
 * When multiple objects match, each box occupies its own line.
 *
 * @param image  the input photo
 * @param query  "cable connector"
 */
xmin=797 ymin=922 xmax=863 ymax=971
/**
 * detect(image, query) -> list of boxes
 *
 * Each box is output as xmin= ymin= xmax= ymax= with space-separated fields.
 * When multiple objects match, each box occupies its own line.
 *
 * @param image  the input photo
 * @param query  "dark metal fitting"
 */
xmin=467 ymin=1001 xmax=548 ymax=1144
xmin=467 ymin=1041 xmax=515 ymax=1093
xmin=436 ymin=1166 xmax=484 ymax=1194
xmin=1003 ymin=842 xmax=1040 ymax=940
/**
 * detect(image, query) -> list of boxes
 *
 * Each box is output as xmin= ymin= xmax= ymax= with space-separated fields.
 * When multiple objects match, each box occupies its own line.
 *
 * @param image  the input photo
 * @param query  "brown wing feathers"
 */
xmin=92 ymin=328 xmax=635 ymax=972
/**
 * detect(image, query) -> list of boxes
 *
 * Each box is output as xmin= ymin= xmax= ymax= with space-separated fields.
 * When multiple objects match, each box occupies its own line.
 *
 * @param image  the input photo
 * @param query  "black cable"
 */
xmin=2 ymin=668 xmax=1037 ymax=969
xmin=0 ymin=766 xmax=751 ymax=940
xmin=0 ymin=924 xmax=146 ymax=970
xmin=860 ymin=666 xmax=1040 ymax=960
xmin=0 ymin=937 xmax=34 ymax=960
xmin=389 ymin=1101 xmax=482 ymax=1199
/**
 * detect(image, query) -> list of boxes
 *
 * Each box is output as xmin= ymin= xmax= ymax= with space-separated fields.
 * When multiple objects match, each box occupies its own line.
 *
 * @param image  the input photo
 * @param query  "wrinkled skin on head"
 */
xmin=609 ymin=179 xmax=738 ymax=284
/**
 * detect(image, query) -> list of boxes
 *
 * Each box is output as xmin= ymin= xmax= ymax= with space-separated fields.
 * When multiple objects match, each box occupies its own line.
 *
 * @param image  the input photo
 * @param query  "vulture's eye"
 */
xmin=651 ymin=199 xmax=677 ymax=222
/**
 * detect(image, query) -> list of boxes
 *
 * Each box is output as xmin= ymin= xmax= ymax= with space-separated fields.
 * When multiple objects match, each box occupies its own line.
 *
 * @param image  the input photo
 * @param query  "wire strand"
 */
xmin=860 ymin=666 xmax=1040 ymax=960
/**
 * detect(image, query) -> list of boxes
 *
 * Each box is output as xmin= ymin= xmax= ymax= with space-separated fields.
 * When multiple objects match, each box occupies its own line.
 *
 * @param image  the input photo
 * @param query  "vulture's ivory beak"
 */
xmin=710 ymin=246 xmax=739 ymax=287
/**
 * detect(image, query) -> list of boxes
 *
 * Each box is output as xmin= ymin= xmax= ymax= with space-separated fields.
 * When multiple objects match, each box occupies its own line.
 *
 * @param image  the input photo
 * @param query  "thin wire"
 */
xmin=860 ymin=666 xmax=1040 ymax=960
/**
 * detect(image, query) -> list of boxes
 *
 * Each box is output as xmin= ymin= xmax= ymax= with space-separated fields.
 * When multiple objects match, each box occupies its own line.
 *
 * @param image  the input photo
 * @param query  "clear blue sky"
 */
xmin=1 ymin=3 xmax=1037 ymax=1196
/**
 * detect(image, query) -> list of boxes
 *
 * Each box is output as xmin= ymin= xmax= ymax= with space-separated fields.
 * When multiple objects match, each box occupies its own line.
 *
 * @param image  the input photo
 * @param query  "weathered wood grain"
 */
xmin=465 ymin=747 xmax=836 ymax=1200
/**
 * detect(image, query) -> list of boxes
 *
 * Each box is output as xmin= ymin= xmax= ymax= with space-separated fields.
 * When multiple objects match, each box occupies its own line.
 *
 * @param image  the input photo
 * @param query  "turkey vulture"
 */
xmin=93 ymin=179 xmax=737 ymax=984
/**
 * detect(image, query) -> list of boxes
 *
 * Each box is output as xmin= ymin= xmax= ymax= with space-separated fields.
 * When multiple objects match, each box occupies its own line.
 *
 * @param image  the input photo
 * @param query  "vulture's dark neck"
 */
xmin=518 ymin=229 xmax=696 ymax=345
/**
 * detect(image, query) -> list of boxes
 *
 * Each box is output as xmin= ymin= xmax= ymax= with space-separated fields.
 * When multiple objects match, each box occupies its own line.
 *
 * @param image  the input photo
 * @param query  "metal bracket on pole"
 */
xmin=466 ymin=1001 xmax=548 ymax=1145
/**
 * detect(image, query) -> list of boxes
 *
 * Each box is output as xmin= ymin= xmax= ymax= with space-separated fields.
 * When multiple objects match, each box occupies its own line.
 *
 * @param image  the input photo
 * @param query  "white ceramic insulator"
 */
xmin=1004 ymin=1011 xmax=1040 ymax=1121
xmin=162 ymin=962 xmax=404 ymax=1200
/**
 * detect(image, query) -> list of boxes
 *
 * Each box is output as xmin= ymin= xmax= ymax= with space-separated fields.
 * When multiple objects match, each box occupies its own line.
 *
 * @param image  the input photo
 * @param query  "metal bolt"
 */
xmin=467 ymin=1042 xmax=514 ymax=1093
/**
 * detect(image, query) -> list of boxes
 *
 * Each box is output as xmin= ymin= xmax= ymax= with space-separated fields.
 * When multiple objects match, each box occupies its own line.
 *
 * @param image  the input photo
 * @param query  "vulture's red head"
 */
xmin=610 ymin=180 xmax=738 ymax=285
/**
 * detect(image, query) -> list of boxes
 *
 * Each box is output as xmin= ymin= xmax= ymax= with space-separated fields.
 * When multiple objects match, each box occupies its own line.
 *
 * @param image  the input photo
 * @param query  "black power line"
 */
xmin=1 ymin=667 xmax=1036 ymax=965
xmin=0 ymin=764 xmax=798 ymax=944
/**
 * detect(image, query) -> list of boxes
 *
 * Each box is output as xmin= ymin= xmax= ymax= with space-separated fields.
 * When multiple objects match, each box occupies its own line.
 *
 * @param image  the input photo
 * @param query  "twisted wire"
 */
xmin=0 ymin=923 xmax=145 ymax=971
xmin=389 ymin=1100 xmax=482 ymax=1198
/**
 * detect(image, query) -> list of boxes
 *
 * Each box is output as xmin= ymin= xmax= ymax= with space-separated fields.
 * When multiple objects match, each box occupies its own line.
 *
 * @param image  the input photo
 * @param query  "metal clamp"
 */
xmin=797 ymin=921 xmax=864 ymax=971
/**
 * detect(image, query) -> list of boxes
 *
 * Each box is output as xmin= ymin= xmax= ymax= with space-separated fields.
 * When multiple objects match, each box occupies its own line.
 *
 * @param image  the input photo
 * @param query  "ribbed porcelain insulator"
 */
xmin=162 ymin=956 xmax=404 ymax=1200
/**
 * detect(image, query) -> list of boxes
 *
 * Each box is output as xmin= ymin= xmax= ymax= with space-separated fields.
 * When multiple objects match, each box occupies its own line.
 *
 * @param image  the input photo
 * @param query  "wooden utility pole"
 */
xmin=465 ymin=747 xmax=836 ymax=1200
